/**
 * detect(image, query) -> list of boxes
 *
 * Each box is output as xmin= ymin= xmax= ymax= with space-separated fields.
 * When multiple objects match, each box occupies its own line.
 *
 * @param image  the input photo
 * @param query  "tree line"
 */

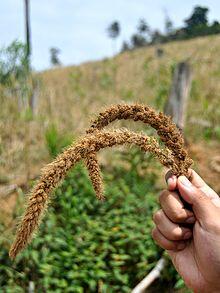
xmin=107 ymin=6 xmax=220 ymax=52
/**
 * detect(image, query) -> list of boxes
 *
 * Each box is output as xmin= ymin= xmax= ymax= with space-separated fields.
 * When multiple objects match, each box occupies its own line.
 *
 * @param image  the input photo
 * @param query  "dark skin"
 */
xmin=152 ymin=169 xmax=220 ymax=293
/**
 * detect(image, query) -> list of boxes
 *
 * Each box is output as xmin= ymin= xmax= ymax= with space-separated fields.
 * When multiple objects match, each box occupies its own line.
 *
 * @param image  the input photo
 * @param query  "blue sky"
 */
xmin=1 ymin=0 xmax=219 ymax=70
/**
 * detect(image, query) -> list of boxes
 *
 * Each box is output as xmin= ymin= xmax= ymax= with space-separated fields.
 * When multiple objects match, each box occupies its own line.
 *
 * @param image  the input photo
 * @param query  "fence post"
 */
xmin=164 ymin=62 xmax=192 ymax=130
xmin=29 ymin=78 xmax=40 ymax=115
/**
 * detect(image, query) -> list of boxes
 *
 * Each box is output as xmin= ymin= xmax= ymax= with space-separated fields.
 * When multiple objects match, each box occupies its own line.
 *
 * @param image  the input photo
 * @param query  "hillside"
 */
xmin=1 ymin=34 xmax=220 ymax=195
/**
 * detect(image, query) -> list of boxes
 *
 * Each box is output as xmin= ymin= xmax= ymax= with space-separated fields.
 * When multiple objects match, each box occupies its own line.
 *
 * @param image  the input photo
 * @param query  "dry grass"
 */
xmin=1 ymin=35 xmax=220 ymax=181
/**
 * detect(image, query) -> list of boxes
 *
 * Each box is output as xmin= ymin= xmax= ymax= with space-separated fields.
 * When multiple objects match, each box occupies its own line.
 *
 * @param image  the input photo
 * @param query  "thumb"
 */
xmin=177 ymin=176 xmax=217 ymax=221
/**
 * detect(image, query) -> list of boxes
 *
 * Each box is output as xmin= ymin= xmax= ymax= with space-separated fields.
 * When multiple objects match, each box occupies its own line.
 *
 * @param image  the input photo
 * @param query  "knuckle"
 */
xmin=151 ymin=228 xmax=177 ymax=250
xmin=153 ymin=210 xmax=163 ymax=224
xmin=164 ymin=242 xmax=176 ymax=250
xmin=171 ymin=227 xmax=182 ymax=240
xmin=170 ymin=209 xmax=186 ymax=222
xmin=159 ymin=190 xmax=169 ymax=203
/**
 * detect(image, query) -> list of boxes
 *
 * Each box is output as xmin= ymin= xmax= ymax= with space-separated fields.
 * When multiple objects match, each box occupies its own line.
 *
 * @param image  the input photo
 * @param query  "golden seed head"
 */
xmin=9 ymin=104 xmax=192 ymax=259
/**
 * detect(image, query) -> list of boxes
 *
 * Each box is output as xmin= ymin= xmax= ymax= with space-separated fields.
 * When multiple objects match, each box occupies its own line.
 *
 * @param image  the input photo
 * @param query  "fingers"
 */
xmin=177 ymin=176 xmax=220 ymax=230
xmin=153 ymin=209 xmax=192 ymax=241
xmin=151 ymin=227 xmax=186 ymax=251
xmin=166 ymin=169 xmax=219 ymax=199
xmin=159 ymin=190 xmax=195 ymax=224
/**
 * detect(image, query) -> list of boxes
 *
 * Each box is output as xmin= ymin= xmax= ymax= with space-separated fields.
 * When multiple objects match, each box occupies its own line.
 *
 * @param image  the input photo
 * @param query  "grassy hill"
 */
xmin=1 ymin=34 xmax=220 ymax=190
xmin=41 ymin=34 xmax=220 ymax=133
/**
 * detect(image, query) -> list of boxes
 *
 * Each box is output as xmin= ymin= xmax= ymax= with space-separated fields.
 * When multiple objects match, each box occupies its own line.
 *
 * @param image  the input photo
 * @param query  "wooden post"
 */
xmin=164 ymin=62 xmax=192 ymax=130
xmin=24 ymin=0 xmax=31 ymax=68
xmin=29 ymin=79 xmax=40 ymax=115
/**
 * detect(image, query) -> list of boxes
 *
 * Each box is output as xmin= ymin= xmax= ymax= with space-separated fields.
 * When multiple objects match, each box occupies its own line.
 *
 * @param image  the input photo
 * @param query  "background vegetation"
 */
xmin=111 ymin=6 xmax=220 ymax=51
xmin=0 ymin=153 xmax=188 ymax=292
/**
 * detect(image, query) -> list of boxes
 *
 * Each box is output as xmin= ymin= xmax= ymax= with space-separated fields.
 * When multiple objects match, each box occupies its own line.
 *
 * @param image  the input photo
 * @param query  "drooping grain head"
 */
xmin=9 ymin=104 xmax=193 ymax=259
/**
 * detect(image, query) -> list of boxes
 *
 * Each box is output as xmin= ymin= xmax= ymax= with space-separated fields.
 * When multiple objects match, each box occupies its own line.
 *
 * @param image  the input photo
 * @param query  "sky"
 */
xmin=0 ymin=0 xmax=219 ymax=71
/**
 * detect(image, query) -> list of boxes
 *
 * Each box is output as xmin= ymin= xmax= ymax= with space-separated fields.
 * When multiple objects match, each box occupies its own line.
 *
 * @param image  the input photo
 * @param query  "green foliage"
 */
xmin=0 ymin=40 xmax=36 ymax=115
xmin=120 ymin=88 xmax=135 ymax=100
xmin=99 ymin=59 xmax=117 ymax=91
xmin=0 ymin=153 xmax=184 ymax=291
xmin=190 ymin=80 xmax=200 ymax=102
xmin=0 ymin=40 xmax=29 ymax=87
xmin=169 ymin=6 xmax=220 ymax=41
xmin=142 ymin=57 xmax=153 ymax=71
xmin=99 ymin=71 xmax=113 ymax=90
xmin=69 ymin=68 xmax=85 ymax=97
xmin=21 ymin=107 xmax=34 ymax=122
xmin=123 ymin=6 xmax=220 ymax=51
xmin=215 ymin=126 xmax=220 ymax=141
xmin=185 ymin=6 xmax=208 ymax=33
xmin=154 ymin=65 xmax=170 ymax=110
xmin=50 ymin=47 xmax=61 ymax=66
xmin=131 ymin=34 xmax=147 ymax=48
xmin=203 ymin=126 xmax=220 ymax=142
xmin=121 ymin=41 xmax=130 ymax=52
xmin=155 ymin=83 xmax=168 ymax=110
xmin=45 ymin=124 xmax=73 ymax=158
xmin=116 ymin=147 xmax=161 ymax=183
xmin=107 ymin=21 xmax=120 ymax=39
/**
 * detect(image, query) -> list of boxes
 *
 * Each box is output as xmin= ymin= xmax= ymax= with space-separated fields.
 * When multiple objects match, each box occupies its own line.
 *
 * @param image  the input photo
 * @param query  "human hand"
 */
xmin=152 ymin=169 xmax=220 ymax=292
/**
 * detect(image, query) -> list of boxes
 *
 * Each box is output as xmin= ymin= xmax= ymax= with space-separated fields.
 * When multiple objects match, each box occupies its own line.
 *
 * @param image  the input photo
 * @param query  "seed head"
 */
xmin=9 ymin=104 xmax=193 ymax=259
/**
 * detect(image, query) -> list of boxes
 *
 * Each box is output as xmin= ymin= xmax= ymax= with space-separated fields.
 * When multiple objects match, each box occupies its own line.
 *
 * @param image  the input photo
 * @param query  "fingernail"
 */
xmin=186 ymin=216 xmax=195 ymax=224
xmin=167 ymin=177 xmax=173 ymax=186
xmin=179 ymin=176 xmax=192 ymax=188
xmin=177 ymin=242 xmax=186 ymax=250
xmin=183 ymin=231 xmax=192 ymax=240
xmin=167 ymin=175 xmax=176 ymax=186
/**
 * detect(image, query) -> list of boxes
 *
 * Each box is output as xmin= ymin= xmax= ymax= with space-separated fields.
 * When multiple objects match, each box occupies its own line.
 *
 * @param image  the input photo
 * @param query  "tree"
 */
xmin=131 ymin=34 xmax=146 ymax=48
xmin=50 ymin=47 xmax=61 ymax=66
xmin=107 ymin=21 xmax=120 ymax=54
xmin=164 ymin=15 xmax=174 ymax=35
xmin=107 ymin=21 xmax=120 ymax=39
xmin=0 ymin=41 xmax=28 ymax=86
xmin=121 ymin=41 xmax=130 ymax=52
xmin=0 ymin=40 xmax=36 ymax=117
xmin=211 ymin=21 xmax=220 ymax=34
xmin=130 ymin=19 xmax=150 ymax=49
xmin=137 ymin=19 xmax=150 ymax=36
xmin=138 ymin=19 xmax=151 ymax=43
xmin=185 ymin=6 xmax=209 ymax=32
xmin=151 ymin=30 xmax=163 ymax=44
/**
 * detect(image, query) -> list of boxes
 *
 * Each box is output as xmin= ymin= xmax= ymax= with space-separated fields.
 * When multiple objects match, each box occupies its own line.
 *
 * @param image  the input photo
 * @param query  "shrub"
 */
xmin=0 ymin=40 xmax=28 ymax=87
xmin=45 ymin=124 xmax=73 ymax=158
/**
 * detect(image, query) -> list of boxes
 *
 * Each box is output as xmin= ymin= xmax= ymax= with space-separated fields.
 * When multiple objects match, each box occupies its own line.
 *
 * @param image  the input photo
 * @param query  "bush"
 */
xmin=0 ymin=154 xmax=184 ymax=292
xmin=45 ymin=124 xmax=73 ymax=158
xmin=0 ymin=40 xmax=28 ymax=87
